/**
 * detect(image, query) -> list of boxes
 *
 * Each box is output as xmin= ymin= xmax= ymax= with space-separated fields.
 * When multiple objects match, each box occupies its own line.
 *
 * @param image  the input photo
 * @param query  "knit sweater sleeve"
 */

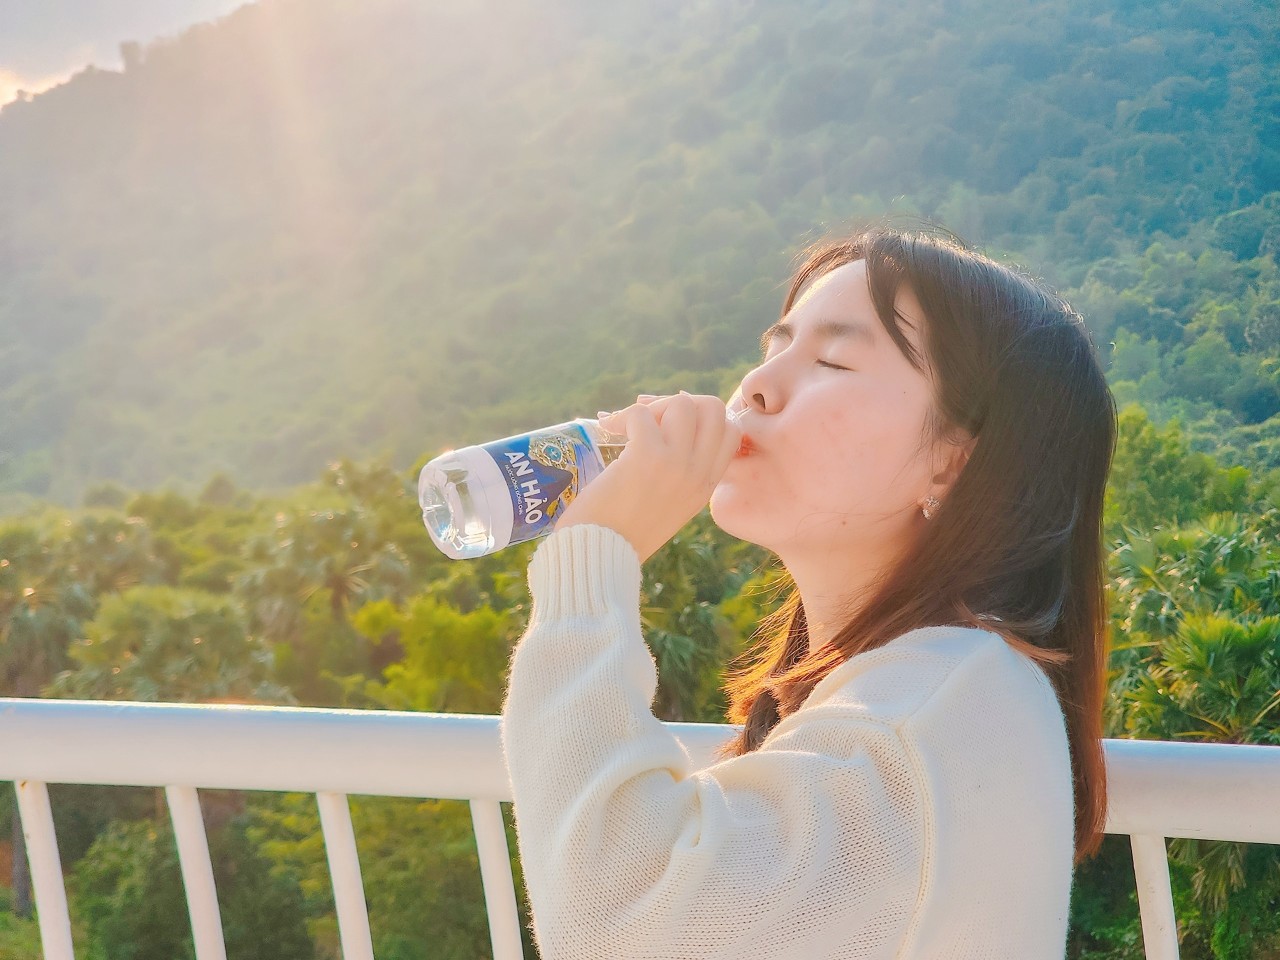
xmin=499 ymin=523 xmax=926 ymax=960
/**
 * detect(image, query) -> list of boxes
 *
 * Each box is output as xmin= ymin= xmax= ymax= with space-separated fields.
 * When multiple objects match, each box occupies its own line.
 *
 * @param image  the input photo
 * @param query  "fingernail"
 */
xmin=596 ymin=410 xmax=615 ymax=421
xmin=679 ymin=389 xmax=691 ymax=396
xmin=637 ymin=394 xmax=657 ymax=400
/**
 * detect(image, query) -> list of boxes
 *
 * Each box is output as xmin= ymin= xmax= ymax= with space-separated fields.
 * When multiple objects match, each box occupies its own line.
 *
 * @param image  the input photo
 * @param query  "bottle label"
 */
xmin=480 ymin=422 xmax=605 ymax=546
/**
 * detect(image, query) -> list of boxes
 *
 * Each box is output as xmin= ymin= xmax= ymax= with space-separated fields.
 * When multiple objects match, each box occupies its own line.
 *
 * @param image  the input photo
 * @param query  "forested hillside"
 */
xmin=3 ymin=1 xmax=1280 ymax=955
xmin=1 ymin=0 xmax=1277 ymax=505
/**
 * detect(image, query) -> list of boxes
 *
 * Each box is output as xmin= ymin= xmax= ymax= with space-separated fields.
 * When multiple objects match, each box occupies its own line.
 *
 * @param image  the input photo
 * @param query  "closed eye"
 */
xmin=817 ymin=360 xmax=851 ymax=371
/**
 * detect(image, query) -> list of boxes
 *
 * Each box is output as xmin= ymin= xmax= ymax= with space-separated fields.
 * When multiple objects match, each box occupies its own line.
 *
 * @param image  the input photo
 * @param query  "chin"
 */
xmin=709 ymin=488 xmax=767 ymax=544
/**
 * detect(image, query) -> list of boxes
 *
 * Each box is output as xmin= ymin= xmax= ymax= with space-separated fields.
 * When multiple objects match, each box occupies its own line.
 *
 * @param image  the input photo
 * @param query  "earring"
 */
xmin=922 ymin=495 xmax=941 ymax=519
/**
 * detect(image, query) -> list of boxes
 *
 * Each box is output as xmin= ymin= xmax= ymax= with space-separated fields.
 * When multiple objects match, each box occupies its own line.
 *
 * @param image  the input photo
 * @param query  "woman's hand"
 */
xmin=552 ymin=392 xmax=743 ymax=564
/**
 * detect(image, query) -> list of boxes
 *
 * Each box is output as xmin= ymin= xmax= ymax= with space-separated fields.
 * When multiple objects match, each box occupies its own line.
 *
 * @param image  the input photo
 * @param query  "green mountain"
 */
xmin=1 ymin=0 xmax=1277 ymax=506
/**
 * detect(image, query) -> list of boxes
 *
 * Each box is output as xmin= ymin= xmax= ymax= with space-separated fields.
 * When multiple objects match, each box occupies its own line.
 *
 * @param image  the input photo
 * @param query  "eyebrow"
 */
xmin=759 ymin=318 xmax=876 ymax=356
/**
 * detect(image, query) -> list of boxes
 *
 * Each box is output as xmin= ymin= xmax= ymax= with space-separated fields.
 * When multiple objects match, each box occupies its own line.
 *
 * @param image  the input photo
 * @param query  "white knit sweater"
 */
xmin=499 ymin=522 xmax=1075 ymax=960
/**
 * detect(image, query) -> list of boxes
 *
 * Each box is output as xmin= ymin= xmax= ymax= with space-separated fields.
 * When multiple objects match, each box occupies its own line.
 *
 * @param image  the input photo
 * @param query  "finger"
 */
xmin=625 ymin=399 xmax=664 ymax=455
xmin=595 ymin=408 xmax=628 ymax=437
xmin=598 ymin=394 xmax=668 ymax=427
xmin=603 ymin=397 xmax=664 ymax=445
xmin=629 ymin=394 xmax=677 ymax=428
xmin=636 ymin=395 xmax=679 ymax=428
xmin=660 ymin=393 xmax=698 ymax=455
xmin=686 ymin=398 xmax=717 ymax=488
xmin=694 ymin=396 xmax=739 ymax=486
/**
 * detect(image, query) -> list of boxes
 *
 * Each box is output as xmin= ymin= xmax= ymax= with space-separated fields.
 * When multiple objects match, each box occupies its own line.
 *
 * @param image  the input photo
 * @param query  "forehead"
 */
xmin=798 ymin=259 xmax=871 ymax=310
xmin=771 ymin=260 xmax=926 ymax=350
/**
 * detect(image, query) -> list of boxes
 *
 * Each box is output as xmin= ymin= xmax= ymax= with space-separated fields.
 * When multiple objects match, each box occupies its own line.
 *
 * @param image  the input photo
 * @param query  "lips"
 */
xmin=735 ymin=435 xmax=755 ymax=456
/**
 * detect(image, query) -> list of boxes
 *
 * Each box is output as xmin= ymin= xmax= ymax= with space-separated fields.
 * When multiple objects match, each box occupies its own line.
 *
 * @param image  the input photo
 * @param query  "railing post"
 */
xmin=470 ymin=798 xmax=525 ymax=960
xmin=316 ymin=791 xmax=375 ymax=960
xmin=14 ymin=780 xmax=75 ymax=960
xmin=166 ymin=785 xmax=228 ymax=960
xmin=1131 ymin=834 xmax=1179 ymax=960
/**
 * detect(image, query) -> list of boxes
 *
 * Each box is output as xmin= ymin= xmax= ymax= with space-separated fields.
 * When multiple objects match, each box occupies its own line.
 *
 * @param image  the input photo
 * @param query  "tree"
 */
xmin=1114 ymin=613 xmax=1280 ymax=956
xmin=1104 ymin=404 xmax=1259 ymax=538
xmin=1105 ymin=508 xmax=1280 ymax=955
xmin=71 ymin=816 xmax=315 ymax=960
xmin=637 ymin=511 xmax=761 ymax=722
xmin=235 ymin=499 xmax=412 ymax=704
xmin=0 ymin=518 xmax=93 ymax=918
xmin=350 ymin=592 xmax=518 ymax=715
xmin=1170 ymin=331 xmax=1242 ymax=405
xmin=47 ymin=585 xmax=292 ymax=706
xmin=248 ymin=790 xmax=502 ymax=960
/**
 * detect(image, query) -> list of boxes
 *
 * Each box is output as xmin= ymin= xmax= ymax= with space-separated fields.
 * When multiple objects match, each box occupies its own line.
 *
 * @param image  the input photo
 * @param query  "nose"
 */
xmin=736 ymin=361 xmax=777 ymax=414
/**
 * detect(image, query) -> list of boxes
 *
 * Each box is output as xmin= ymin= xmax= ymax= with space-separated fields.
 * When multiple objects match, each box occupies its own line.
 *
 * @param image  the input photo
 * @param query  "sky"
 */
xmin=0 ymin=0 xmax=253 ymax=106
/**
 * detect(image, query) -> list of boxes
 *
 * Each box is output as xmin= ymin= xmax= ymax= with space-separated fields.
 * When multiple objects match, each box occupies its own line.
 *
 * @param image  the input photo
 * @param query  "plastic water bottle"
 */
xmin=418 ymin=416 xmax=630 ymax=559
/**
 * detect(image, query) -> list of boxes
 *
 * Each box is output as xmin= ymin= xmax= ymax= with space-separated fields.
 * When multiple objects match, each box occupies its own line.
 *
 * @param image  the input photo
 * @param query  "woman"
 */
xmin=499 ymin=222 xmax=1117 ymax=959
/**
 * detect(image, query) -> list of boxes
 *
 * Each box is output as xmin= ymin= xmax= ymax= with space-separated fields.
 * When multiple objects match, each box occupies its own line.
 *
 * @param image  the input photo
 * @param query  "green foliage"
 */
xmin=0 ymin=519 xmax=82 ymax=697
xmin=247 ymin=792 xmax=509 ymax=960
xmin=1074 ymin=227 xmax=1280 ymax=436
xmin=352 ymin=594 xmax=518 ymax=714
xmin=1103 ymin=405 xmax=1264 ymax=538
xmin=1107 ymin=509 xmax=1280 ymax=643
xmin=1066 ymin=837 xmax=1219 ymax=960
xmin=1101 ymin=508 xmax=1280 ymax=956
xmin=233 ymin=467 xmax=418 ymax=703
xmin=71 ymin=820 xmax=199 ymax=960
xmin=639 ymin=510 xmax=772 ymax=722
xmin=70 ymin=816 xmax=314 ymax=960
xmin=1119 ymin=613 xmax=1280 ymax=744
xmin=1213 ymin=195 xmax=1280 ymax=262
xmin=0 ymin=889 xmax=48 ymax=960
xmin=46 ymin=585 xmax=292 ymax=704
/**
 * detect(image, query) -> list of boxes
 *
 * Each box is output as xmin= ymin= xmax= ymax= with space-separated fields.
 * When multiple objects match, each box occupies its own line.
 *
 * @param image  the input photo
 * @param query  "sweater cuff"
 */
xmin=527 ymin=522 xmax=642 ymax=622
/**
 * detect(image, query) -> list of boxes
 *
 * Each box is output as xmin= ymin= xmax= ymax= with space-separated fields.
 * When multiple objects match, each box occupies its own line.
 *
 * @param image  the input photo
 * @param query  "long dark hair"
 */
xmin=714 ymin=222 xmax=1118 ymax=865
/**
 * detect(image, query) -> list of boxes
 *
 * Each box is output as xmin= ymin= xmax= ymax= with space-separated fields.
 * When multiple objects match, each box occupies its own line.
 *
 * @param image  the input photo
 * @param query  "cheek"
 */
xmin=713 ymin=383 xmax=931 ymax=520
xmin=808 ymin=396 xmax=926 ymax=490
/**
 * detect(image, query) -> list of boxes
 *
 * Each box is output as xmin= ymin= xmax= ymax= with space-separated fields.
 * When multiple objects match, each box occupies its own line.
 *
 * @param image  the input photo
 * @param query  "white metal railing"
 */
xmin=1 ymin=698 xmax=1277 ymax=960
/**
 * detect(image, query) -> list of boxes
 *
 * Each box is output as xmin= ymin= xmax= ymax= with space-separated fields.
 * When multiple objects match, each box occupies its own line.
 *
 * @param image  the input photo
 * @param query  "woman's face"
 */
xmin=711 ymin=259 xmax=960 ymax=561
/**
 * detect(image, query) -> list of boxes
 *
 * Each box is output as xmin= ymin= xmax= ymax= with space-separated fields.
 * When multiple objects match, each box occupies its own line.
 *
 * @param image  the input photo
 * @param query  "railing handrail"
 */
xmin=2 ymin=697 xmax=1277 ymax=841
xmin=3 ymin=696 xmax=1279 ymax=960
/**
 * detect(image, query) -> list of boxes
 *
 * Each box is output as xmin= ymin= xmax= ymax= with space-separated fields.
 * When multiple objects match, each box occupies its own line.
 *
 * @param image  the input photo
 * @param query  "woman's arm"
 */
xmin=499 ymin=522 xmax=926 ymax=960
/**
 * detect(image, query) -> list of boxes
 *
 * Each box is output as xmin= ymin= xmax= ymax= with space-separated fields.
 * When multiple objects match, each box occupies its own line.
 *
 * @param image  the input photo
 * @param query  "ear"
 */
xmin=930 ymin=431 xmax=976 ymax=495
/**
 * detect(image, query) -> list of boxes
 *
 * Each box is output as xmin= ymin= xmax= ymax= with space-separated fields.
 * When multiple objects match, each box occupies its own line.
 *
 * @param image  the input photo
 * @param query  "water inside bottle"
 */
xmin=594 ymin=428 xmax=627 ymax=466
xmin=597 ymin=443 xmax=625 ymax=466
xmin=420 ymin=459 xmax=495 ymax=555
